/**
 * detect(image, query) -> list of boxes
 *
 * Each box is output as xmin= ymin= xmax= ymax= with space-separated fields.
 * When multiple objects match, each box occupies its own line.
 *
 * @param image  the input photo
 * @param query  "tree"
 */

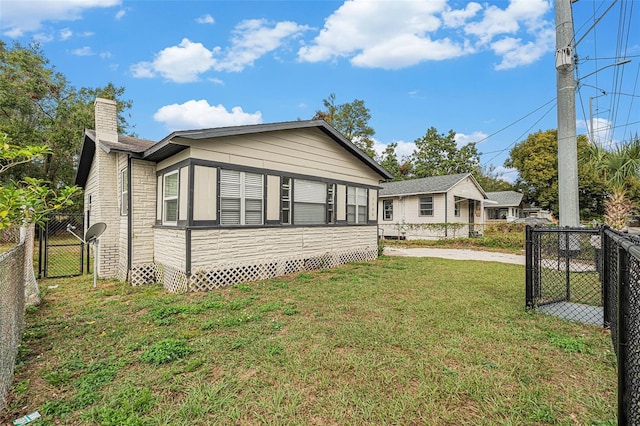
xmin=0 ymin=134 xmax=79 ymax=231
xmin=313 ymin=93 xmax=376 ymax=158
xmin=582 ymin=135 xmax=640 ymax=229
xmin=411 ymin=127 xmax=480 ymax=178
xmin=473 ymin=165 xmax=514 ymax=192
xmin=0 ymin=41 xmax=133 ymax=188
xmin=505 ymin=129 xmax=607 ymax=219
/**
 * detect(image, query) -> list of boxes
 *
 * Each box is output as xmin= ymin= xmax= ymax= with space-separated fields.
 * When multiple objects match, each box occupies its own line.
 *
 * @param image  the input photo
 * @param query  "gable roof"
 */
xmin=75 ymin=120 xmax=392 ymax=188
xmin=485 ymin=191 xmax=524 ymax=207
xmin=379 ymin=173 xmax=487 ymax=199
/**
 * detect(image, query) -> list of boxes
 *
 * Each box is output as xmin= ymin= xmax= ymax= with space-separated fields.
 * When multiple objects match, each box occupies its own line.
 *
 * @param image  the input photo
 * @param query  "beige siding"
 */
xmin=368 ymin=188 xmax=377 ymax=221
xmin=131 ymin=159 xmax=156 ymax=265
xmin=193 ymin=165 xmax=216 ymax=221
xmin=185 ymin=127 xmax=381 ymax=185
xmin=117 ymin=154 xmax=128 ymax=279
xmin=154 ymin=228 xmax=186 ymax=270
xmin=156 ymin=176 xmax=162 ymax=221
xmin=190 ymin=226 xmax=377 ymax=270
xmin=179 ymin=166 xmax=188 ymax=221
xmin=336 ymin=184 xmax=346 ymax=221
xmin=266 ymin=175 xmax=280 ymax=222
xmin=157 ymin=148 xmax=191 ymax=171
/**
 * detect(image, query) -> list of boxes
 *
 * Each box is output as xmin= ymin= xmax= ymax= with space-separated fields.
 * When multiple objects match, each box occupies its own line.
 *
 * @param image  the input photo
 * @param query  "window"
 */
xmin=282 ymin=177 xmax=291 ymax=224
xmin=454 ymin=196 xmax=461 ymax=217
xmin=347 ymin=187 xmax=367 ymax=224
xmin=383 ymin=199 xmax=393 ymax=221
xmin=163 ymin=170 xmax=179 ymax=225
xmin=220 ymin=169 xmax=264 ymax=225
xmin=120 ymin=168 xmax=128 ymax=216
xmin=326 ymin=184 xmax=336 ymax=224
xmin=419 ymin=195 xmax=433 ymax=216
xmin=293 ymin=179 xmax=326 ymax=225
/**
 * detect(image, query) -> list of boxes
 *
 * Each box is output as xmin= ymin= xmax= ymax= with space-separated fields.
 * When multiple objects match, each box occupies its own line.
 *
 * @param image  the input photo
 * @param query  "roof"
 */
xmin=75 ymin=120 xmax=392 ymax=188
xmin=379 ymin=173 xmax=487 ymax=199
xmin=74 ymin=130 xmax=157 ymax=187
xmin=485 ymin=191 xmax=524 ymax=207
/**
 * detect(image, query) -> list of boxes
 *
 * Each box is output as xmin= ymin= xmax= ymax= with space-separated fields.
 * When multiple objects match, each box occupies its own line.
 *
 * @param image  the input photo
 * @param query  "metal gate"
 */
xmin=37 ymin=213 xmax=87 ymax=279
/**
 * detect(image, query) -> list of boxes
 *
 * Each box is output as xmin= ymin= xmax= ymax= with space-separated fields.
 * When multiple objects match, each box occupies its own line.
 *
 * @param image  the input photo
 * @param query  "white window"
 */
xmin=163 ymin=170 xmax=179 ymax=225
xmin=293 ymin=179 xmax=326 ymax=225
xmin=419 ymin=196 xmax=434 ymax=216
xmin=220 ymin=169 xmax=264 ymax=225
xmin=347 ymin=187 xmax=367 ymax=224
xmin=383 ymin=199 xmax=393 ymax=221
xmin=120 ymin=168 xmax=128 ymax=216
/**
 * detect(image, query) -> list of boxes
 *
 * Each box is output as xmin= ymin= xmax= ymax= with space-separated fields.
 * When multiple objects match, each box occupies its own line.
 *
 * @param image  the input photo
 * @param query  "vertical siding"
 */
xmin=368 ymin=188 xmax=377 ymax=221
xmin=193 ymin=165 xmax=217 ymax=221
xmin=336 ymin=184 xmax=346 ymax=221
xmin=266 ymin=174 xmax=280 ymax=222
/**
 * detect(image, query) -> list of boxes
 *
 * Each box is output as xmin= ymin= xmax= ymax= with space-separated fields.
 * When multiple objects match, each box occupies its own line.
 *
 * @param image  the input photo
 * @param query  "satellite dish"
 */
xmin=85 ymin=222 xmax=106 ymax=243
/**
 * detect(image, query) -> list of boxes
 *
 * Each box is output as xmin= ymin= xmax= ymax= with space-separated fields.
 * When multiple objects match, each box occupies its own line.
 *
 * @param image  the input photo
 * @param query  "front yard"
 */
xmin=1 ymin=256 xmax=615 ymax=425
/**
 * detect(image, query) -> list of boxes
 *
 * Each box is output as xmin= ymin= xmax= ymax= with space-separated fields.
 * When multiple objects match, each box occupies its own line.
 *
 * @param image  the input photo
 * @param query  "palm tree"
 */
xmin=583 ymin=135 xmax=640 ymax=230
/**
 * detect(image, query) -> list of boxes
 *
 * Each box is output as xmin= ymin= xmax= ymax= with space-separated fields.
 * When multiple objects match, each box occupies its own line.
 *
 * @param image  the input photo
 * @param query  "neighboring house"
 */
xmin=75 ymin=98 xmax=392 ymax=292
xmin=485 ymin=191 xmax=554 ymax=222
xmin=485 ymin=191 xmax=524 ymax=222
xmin=378 ymin=173 xmax=488 ymax=240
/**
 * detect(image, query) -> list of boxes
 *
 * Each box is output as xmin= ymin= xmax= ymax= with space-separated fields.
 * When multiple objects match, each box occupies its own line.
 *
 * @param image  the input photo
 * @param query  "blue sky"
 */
xmin=1 ymin=0 xmax=638 ymax=182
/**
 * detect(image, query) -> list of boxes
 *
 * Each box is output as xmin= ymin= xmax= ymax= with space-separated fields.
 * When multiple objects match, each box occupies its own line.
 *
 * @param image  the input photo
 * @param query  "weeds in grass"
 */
xmin=0 ymin=258 xmax=617 ymax=425
xmin=138 ymin=339 xmax=192 ymax=365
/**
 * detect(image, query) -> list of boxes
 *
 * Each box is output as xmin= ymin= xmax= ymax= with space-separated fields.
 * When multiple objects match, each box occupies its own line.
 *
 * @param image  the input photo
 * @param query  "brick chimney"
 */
xmin=94 ymin=98 xmax=118 ymax=143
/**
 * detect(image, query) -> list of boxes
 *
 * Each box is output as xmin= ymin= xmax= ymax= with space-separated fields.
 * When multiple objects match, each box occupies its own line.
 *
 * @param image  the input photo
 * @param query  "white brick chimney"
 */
xmin=94 ymin=98 xmax=118 ymax=143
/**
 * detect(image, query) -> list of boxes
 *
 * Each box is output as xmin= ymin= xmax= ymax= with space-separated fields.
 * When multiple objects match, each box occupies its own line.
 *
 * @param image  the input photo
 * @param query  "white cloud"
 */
xmin=100 ymin=51 xmax=112 ymax=59
xmin=455 ymin=131 xmax=489 ymax=148
xmin=0 ymin=0 xmax=121 ymax=37
xmin=196 ymin=14 xmax=215 ymax=24
xmin=153 ymin=99 xmax=263 ymax=131
xmin=59 ymin=28 xmax=73 ymax=40
xmin=215 ymin=19 xmax=310 ymax=72
xmin=71 ymin=46 xmax=94 ymax=56
xmin=131 ymin=38 xmax=218 ymax=83
xmin=115 ymin=9 xmax=126 ymax=20
xmin=373 ymin=139 xmax=416 ymax=161
xmin=298 ymin=0 xmax=554 ymax=70
xmin=131 ymin=20 xmax=309 ymax=82
xmin=579 ymin=116 xmax=613 ymax=145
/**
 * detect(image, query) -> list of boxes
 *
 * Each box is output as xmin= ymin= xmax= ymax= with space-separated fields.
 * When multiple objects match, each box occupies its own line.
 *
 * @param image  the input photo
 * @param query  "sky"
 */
xmin=1 ymin=0 xmax=639 ymax=182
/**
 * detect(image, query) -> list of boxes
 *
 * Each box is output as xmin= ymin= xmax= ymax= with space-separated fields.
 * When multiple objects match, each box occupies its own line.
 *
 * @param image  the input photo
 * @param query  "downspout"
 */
xmin=127 ymin=155 xmax=133 ymax=278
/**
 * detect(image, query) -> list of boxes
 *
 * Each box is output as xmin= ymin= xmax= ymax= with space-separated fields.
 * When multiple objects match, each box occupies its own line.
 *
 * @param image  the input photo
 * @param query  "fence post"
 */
xmin=525 ymin=225 xmax=534 ymax=310
xmin=602 ymin=226 xmax=610 ymax=328
xmin=564 ymin=230 xmax=571 ymax=302
xmin=617 ymin=245 xmax=629 ymax=425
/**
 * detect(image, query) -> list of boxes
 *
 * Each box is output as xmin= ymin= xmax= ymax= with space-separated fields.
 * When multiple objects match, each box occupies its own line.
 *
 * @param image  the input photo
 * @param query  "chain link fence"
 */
xmin=526 ymin=225 xmax=640 ymax=424
xmin=0 ymin=225 xmax=37 ymax=414
xmin=602 ymin=228 xmax=640 ymax=425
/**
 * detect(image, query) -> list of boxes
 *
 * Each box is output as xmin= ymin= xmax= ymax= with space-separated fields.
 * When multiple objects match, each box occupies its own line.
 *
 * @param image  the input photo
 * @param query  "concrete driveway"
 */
xmin=384 ymin=247 xmax=525 ymax=265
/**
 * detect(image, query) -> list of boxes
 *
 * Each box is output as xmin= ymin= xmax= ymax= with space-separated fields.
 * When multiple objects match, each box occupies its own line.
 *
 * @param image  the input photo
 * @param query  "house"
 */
xmin=378 ymin=173 xmax=488 ymax=240
xmin=485 ymin=191 xmax=554 ymax=222
xmin=485 ymin=191 xmax=524 ymax=222
xmin=75 ymin=98 xmax=392 ymax=292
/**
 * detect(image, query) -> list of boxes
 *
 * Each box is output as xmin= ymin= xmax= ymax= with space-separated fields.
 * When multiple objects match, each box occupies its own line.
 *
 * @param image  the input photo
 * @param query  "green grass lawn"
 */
xmin=2 ymin=256 xmax=616 ymax=425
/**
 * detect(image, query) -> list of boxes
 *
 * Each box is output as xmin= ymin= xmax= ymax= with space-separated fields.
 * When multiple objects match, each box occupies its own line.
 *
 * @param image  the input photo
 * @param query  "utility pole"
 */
xmin=555 ymin=0 xmax=580 ymax=227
